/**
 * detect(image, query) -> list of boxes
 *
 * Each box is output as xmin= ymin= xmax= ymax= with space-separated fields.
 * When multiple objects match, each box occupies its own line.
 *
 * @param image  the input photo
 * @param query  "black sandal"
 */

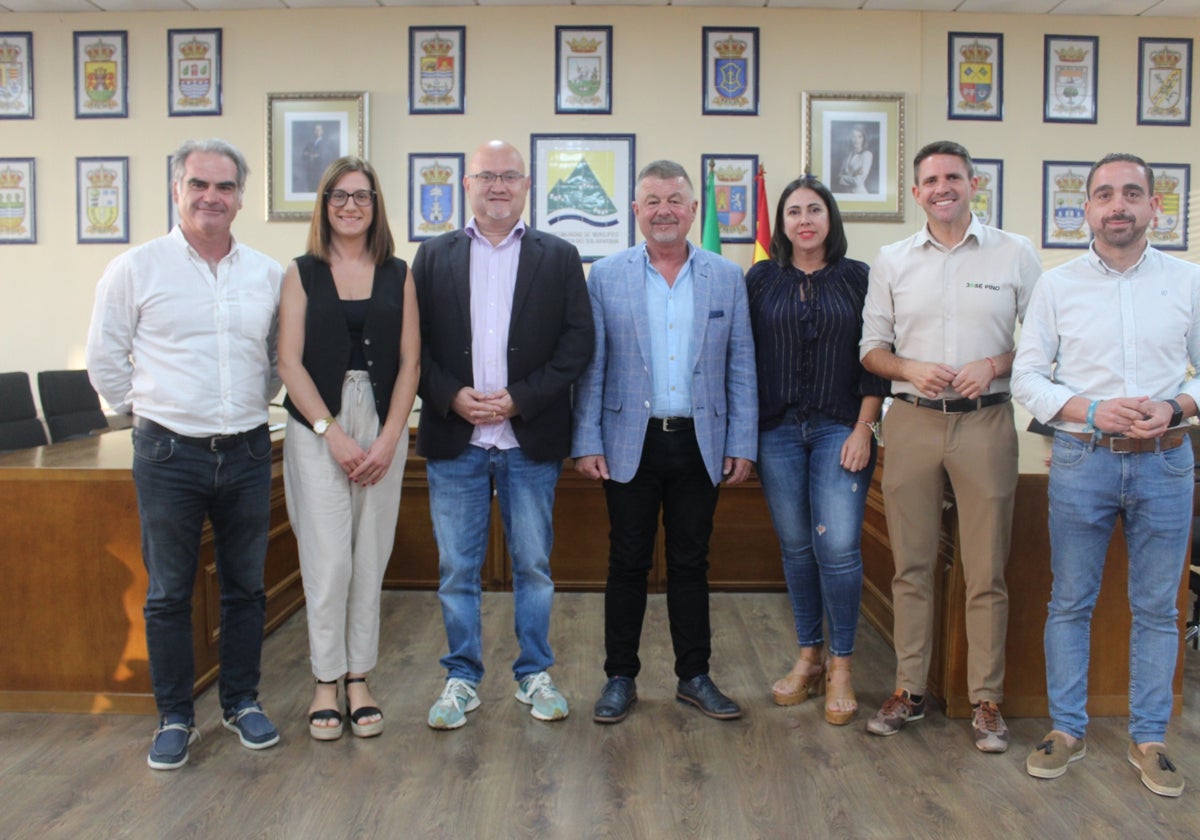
xmin=308 ymin=678 xmax=344 ymax=741
xmin=344 ymin=676 xmax=384 ymax=738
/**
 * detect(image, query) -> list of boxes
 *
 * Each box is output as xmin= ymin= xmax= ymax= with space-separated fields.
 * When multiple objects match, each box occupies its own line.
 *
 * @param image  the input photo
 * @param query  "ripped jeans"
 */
xmin=757 ymin=409 xmax=876 ymax=656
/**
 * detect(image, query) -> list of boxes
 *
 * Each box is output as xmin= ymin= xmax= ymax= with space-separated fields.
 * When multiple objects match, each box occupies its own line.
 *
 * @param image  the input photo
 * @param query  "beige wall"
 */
xmin=3 ymin=6 xmax=1198 ymax=392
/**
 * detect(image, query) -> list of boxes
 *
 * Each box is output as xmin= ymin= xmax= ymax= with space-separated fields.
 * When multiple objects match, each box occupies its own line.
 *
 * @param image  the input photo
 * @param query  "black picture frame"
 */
xmin=947 ymin=32 xmax=1002 ymax=121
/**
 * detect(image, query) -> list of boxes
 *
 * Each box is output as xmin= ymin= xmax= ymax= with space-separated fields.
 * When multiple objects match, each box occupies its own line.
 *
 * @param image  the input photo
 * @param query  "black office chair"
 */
xmin=37 ymin=369 xmax=108 ymax=443
xmin=0 ymin=372 xmax=48 ymax=451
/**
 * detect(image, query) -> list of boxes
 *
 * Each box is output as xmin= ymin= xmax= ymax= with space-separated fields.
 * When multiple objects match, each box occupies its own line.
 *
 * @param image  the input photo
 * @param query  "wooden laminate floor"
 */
xmin=4 ymin=591 xmax=1199 ymax=839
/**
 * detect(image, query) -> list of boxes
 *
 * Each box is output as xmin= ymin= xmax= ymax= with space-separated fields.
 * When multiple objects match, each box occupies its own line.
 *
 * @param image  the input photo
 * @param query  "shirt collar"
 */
xmin=915 ymin=214 xmax=984 ymax=252
xmin=171 ymin=224 xmax=241 ymax=264
xmin=640 ymin=240 xmax=697 ymax=268
xmin=1086 ymin=239 xmax=1154 ymax=277
xmin=465 ymin=217 xmax=526 ymax=247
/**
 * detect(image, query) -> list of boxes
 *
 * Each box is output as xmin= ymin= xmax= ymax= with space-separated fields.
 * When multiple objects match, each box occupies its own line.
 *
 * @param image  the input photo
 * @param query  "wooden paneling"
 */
xmin=0 ymin=424 xmax=303 ymax=714
xmin=384 ymin=447 xmax=786 ymax=593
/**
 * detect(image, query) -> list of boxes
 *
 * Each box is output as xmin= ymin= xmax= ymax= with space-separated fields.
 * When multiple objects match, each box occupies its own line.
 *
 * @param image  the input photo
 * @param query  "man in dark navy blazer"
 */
xmin=414 ymin=139 xmax=594 ymax=730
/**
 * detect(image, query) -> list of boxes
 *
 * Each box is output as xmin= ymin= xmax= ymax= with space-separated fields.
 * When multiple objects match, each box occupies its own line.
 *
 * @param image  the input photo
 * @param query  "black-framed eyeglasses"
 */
xmin=326 ymin=189 xmax=376 ymax=207
xmin=467 ymin=171 xmax=526 ymax=186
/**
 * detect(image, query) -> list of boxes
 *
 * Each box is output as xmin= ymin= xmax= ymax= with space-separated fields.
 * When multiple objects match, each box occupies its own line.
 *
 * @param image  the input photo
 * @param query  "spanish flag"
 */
xmin=752 ymin=164 xmax=770 ymax=264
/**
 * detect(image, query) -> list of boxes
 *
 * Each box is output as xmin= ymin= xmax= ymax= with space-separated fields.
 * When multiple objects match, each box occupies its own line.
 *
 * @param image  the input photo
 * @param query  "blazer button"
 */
xmin=643 ymin=401 xmax=650 ymax=408
xmin=364 ymin=338 xmax=371 ymax=345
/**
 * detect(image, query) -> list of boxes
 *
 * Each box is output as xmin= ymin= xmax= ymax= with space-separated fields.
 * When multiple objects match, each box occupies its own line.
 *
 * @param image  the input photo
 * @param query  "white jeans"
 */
xmin=284 ymin=371 xmax=407 ymax=679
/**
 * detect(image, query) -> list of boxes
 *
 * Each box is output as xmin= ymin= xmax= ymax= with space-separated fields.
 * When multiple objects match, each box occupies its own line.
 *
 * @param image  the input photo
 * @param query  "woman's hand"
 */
xmin=840 ymin=423 xmax=874 ymax=473
xmin=325 ymin=423 xmax=367 ymax=477
xmin=347 ymin=431 xmax=399 ymax=486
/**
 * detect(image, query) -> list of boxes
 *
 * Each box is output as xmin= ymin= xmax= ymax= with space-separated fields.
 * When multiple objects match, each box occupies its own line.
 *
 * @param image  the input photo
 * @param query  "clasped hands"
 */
xmin=1090 ymin=396 xmax=1173 ymax=439
xmin=452 ymin=387 xmax=515 ymax=426
xmin=905 ymin=358 xmax=995 ymax=400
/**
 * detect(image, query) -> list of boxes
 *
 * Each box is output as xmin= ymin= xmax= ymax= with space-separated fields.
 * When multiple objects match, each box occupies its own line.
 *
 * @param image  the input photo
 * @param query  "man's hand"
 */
xmin=1127 ymin=399 xmax=1173 ymax=439
xmin=902 ymin=360 xmax=958 ymax=399
xmin=479 ymin=388 xmax=516 ymax=422
xmin=723 ymin=457 xmax=752 ymax=485
xmin=951 ymin=359 xmax=995 ymax=400
xmin=451 ymin=387 xmax=507 ymax=426
xmin=574 ymin=454 xmax=610 ymax=480
xmin=1094 ymin=396 xmax=1152 ymax=435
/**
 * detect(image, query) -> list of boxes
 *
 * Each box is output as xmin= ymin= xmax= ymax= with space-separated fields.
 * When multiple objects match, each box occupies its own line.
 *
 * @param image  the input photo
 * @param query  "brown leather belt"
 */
xmin=894 ymin=392 xmax=1010 ymax=414
xmin=1063 ymin=429 xmax=1187 ymax=453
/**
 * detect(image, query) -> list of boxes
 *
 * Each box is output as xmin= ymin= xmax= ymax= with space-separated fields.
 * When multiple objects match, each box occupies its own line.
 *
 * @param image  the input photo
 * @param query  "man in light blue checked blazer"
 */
xmin=572 ymin=159 xmax=757 ymax=725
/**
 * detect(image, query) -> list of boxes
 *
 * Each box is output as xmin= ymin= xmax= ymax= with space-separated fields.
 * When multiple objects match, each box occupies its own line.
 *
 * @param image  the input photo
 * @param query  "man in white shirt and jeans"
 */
xmin=1014 ymin=153 xmax=1200 ymax=797
xmin=87 ymin=138 xmax=284 ymax=770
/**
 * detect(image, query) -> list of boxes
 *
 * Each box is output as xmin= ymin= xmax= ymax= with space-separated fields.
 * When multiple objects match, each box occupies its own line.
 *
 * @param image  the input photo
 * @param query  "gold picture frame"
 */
xmin=266 ymin=91 xmax=367 ymax=221
xmin=802 ymin=91 xmax=906 ymax=222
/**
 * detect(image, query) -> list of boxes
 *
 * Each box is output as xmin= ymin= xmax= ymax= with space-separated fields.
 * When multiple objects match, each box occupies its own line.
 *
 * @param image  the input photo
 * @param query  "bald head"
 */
xmin=464 ymin=139 xmax=530 ymax=238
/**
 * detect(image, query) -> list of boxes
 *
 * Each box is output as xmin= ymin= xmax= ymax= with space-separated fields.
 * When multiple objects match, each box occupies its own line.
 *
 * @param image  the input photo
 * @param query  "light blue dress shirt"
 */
xmin=645 ymin=245 xmax=695 ymax=418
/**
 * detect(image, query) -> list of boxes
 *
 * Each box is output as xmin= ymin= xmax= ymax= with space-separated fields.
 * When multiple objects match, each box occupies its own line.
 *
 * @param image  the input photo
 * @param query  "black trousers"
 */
xmin=602 ymin=425 xmax=721 ymax=680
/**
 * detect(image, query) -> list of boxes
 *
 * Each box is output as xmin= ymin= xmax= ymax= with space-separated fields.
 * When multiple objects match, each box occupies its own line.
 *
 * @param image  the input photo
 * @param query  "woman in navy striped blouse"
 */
xmin=746 ymin=176 xmax=889 ymax=725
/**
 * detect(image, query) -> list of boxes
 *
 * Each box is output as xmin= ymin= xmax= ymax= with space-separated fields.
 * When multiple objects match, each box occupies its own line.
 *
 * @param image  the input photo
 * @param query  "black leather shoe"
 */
xmin=676 ymin=674 xmax=742 ymax=720
xmin=593 ymin=676 xmax=637 ymax=724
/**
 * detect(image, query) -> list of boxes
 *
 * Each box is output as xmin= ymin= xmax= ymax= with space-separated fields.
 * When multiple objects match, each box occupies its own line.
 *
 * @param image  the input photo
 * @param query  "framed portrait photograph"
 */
xmin=408 ymin=153 xmax=464 ymax=242
xmin=1044 ymin=35 xmax=1098 ymax=124
xmin=700 ymin=154 xmax=757 ymax=245
xmin=1138 ymin=38 xmax=1192 ymax=126
xmin=409 ymin=27 xmax=464 ymax=115
xmin=0 ymin=158 xmax=36 ymax=244
xmin=530 ymin=133 xmax=635 ymax=263
xmin=266 ymin=91 xmax=368 ymax=221
xmin=168 ymin=28 xmax=221 ymax=117
xmin=76 ymin=156 xmax=129 ymax=244
xmin=802 ymin=91 xmax=906 ymax=222
xmin=970 ymin=158 xmax=1003 ymax=229
xmin=1149 ymin=162 xmax=1189 ymax=252
xmin=702 ymin=27 xmax=758 ymax=116
xmin=555 ymin=26 xmax=612 ymax=115
xmin=74 ymin=30 xmax=127 ymax=119
xmin=0 ymin=33 xmax=34 ymax=119
xmin=948 ymin=32 xmax=1002 ymax=121
xmin=1041 ymin=160 xmax=1091 ymax=249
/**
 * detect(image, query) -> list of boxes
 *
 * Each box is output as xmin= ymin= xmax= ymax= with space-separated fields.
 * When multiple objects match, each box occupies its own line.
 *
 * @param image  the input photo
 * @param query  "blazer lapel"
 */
xmin=449 ymin=231 xmax=473 ymax=339
xmin=626 ymin=249 xmax=653 ymax=370
xmin=690 ymin=252 xmax=713 ymax=371
xmin=510 ymin=230 xmax=541 ymax=327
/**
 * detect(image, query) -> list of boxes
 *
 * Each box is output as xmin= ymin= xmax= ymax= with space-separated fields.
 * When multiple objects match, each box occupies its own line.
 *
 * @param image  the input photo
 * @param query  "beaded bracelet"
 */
xmin=1084 ymin=400 xmax=1100 ymax=432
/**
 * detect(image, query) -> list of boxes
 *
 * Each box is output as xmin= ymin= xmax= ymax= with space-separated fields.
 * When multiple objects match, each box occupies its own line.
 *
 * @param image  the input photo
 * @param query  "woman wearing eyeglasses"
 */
xmin=279 ymin=156 xmax=420 ymax=740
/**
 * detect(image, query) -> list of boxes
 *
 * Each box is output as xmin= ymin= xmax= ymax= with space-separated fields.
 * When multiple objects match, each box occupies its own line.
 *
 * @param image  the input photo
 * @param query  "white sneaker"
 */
xmin=515 ymin=671 xmax=569 ymax=721
xmin=427 ymin=678 xmax=480 ymax=730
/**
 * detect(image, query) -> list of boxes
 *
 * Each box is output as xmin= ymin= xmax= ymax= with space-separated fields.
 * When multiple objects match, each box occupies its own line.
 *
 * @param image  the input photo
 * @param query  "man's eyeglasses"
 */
xmin=326 ymin=189 xmax=376 ymax=207
xmin=467 ymin=171 xmax=526 ymax=186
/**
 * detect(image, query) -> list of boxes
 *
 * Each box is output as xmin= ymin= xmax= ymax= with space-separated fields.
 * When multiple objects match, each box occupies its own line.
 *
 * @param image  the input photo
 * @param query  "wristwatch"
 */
xmin=1165 ymin=398 xmax=1184 ymax=428
xmin=313 ymin=416 xmax=335 ymax=436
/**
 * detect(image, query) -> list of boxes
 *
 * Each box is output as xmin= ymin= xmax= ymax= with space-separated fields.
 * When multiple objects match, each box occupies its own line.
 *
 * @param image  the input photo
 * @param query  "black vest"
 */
xmin=283 ymin=254 xmax=407 ymax=429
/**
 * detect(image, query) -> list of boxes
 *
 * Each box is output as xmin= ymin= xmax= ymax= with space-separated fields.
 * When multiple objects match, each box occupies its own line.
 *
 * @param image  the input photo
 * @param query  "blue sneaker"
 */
xmin=515 ymin=671 xmax=569 ymax=721
xmin=147 ymin=714 xmax=199 ymax=770
xmin=428 ymin=678 xmax=480 ymax=730
xmin=222 ymin=699 xmax=280 ymax=749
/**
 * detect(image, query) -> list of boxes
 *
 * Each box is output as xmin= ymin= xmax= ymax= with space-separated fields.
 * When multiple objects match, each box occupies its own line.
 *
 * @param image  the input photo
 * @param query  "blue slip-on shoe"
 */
xmin=147 ymin=714 xmax=199 ymax=770
xmin=593 ymin=676 xmax=637 ymax=724
xmin=222 ymin=699 xmax=280 ymax=750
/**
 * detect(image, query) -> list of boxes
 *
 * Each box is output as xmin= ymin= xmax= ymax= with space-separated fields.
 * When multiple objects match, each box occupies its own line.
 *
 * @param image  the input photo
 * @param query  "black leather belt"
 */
xmin=133 ymin=415 xmax=267 ymax=452
xmin=894 ymin=393 xmax=1011 ymax=414
xmin=1063 ymin=429 xmax=1187 ymax=453
xmin=649 ymin=416 xmax=694 ymax=433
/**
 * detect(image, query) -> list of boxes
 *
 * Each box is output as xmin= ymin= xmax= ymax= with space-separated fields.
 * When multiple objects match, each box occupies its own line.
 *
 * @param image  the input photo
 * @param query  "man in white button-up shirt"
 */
xmin=1014 ymin=153 xmax=1200 ymax=797
xmin=860 ymin=140 xmax=1041 ymax=753
xmin=86 ymin=139 xmax=283 ymax=770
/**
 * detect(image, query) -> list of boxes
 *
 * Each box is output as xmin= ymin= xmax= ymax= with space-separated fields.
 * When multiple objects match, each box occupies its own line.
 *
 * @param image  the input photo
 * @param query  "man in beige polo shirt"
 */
xmin=859 ymin=140 xmax=1041 ymax=752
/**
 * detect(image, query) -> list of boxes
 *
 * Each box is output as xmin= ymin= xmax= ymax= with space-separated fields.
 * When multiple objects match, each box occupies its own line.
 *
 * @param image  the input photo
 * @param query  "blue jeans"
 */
xmin=427 ymin=445 xmax=560 ymax=684
xmin=1045 ymin=432 xmax=1193 ymax=743
xmin=757 ymin=410 xmax=875 ymax=657
xmin=131 ymin=424 xmax=273 ymax=719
